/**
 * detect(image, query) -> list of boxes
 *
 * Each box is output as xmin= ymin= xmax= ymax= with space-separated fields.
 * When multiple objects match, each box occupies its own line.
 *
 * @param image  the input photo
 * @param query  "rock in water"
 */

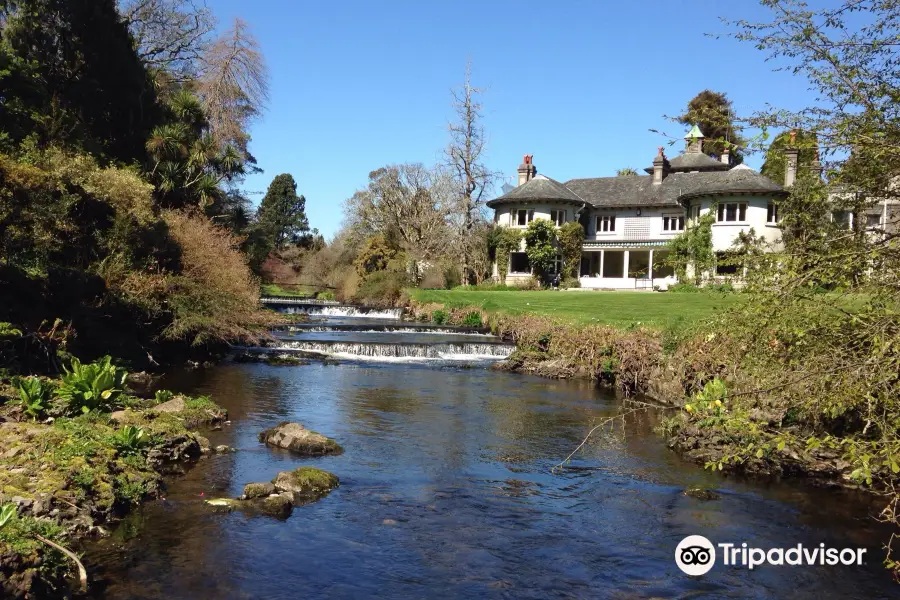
xmin=242 ymin=482 xmax=276 ymax=499
xmin=258 ymin=422 xmax=343 ymax=456
xmin=682 ymin=488 xmax=721 ymax=501
xmin=272 ymin=467 xmax=340 ymax=500
xmin=261 ymin=494 xmax=294 ymax=519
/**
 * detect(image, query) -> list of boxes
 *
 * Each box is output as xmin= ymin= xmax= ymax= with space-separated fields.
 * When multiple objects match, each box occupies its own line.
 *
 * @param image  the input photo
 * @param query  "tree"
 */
xmin=557 ymin=222 xmax=585 ymax=280
xmin=523 ymin=219 xmax=556 ymax=285
xmin=256 ymin=173 xmax=310 ymax=251
xmin=445 ymin=62 xmax=496 ymax=284
xmin=119 ymin=0 xmax=216 ymax=81
xmin=354 ymin=234 xmax=395 ymax=277
xmin=666 ymin=213 xmax=714 ymax=285
xmin=760 ymin=129 xmax=819 ymax=185
xmin=1 ymin=0 xmax=159 ymax=162
xmin=196 ymin=17 xmax=268 ymax=156
xmin=677 ymin=90 xmax=744 ymax=164
xmin=344 ymin=164 xmax=452 ymax=266
xmin=616 ymin=168 xmax=638 ymax=177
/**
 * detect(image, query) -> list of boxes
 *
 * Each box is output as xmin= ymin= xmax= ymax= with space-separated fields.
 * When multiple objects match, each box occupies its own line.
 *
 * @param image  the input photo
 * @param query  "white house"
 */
xmin=487 ymin=126 xmax=790 ymax=289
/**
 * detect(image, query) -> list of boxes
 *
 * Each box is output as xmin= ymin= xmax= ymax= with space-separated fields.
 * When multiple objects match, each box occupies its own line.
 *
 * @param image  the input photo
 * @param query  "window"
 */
xmin=866 ymin=213 xmax=881 ymax=229
xmin=833 ymin=211 xmax=852 ymax=230
xmin=596 ymin=215 xmax=616 ymax=233
xmin=690 ymin=205 xmax=701 ymax=222
xmin=663 ymin=215 xmax=685 ymax=231
xmin=509 ymin=252 xmax=530 ymax=273
xmin=767 ymin=202 xmax=780 ymax=224
xmin=716 ymin=202 xmax=747 ymax=222
xmin=550 ymin=209 xmax=566 ymax=226
xmin=550 ymin=254 xmax=563 ymax=274
xmin=515 ymin=209 xmax=533 ymax=226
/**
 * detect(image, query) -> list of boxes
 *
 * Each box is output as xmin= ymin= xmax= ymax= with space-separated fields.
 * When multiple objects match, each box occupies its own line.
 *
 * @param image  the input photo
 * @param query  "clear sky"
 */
xmin=207 ymin=0 xmax=813 ymax=239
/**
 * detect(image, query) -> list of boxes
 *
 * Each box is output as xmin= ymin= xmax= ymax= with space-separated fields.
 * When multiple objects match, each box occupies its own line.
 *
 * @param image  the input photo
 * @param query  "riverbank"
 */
xmin=0 ymin=370 xmax=227 ymax=599
xmin=403 ymin=294 xmax=891 ymax=495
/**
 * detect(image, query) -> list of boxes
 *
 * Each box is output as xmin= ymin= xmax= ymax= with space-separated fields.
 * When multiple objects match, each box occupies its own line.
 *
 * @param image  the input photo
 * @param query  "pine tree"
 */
xmin=256 ymin=173 xmax=310 ymax=250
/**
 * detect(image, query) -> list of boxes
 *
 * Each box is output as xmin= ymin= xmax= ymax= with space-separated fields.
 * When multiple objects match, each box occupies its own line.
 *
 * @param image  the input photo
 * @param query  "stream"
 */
xmin=81 ymin=309 xmax=897 ymax=599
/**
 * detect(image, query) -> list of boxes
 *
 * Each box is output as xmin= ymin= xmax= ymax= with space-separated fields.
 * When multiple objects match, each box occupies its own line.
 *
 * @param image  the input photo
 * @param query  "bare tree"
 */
xmin=119 ymin=0 xmax=216 ymax=80
xmin=196 ymin=18 xmax=269 ymax=154
xmin=344 ymin=164 xmax=453 ymax=266
xmin=445 ymin=61 xmax=496 ymax=284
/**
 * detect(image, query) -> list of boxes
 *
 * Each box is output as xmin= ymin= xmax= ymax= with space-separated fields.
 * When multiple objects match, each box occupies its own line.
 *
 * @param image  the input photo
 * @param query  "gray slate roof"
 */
xmin=486 ymin=175 xmax=586 ymax=206
xmin=667 ymin=152 xmax=729 ymax=172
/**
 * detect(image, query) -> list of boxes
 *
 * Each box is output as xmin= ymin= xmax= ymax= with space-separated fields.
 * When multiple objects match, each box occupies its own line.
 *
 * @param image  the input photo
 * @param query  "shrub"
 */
xmin=419 ymin=266 xmax=447 ymax=289
xmin=154 ymin=389 xmax=174 ymax=404
xmin=56 ymin=356 xmax=127 ymax=415
xmin=560 ymin=277 xmax=581 ymax=289
xmin=432 ymin=309 xmax=449 ymax=325
xmin=557 ymin=222 xmax=585 ymax=279
xmin=705 ymin=282 xmax=736 ymax=294
xmin=523 ymin=219 xmax=556 ymax=285
xmin=13 ymin=376 xmax=51 ymax=421
xmin=461 ymin=312 xmax=483 ymax=327
xmin=668 ymin=283 xmax=701 ymax=293
xmin=518 ymin=276 xmax=543 ymax=291
xmin=111 ymin=425 xmax=150 ymax=456
xmin=353 ymin=269 xmax=406 ymax=306
xmin=355 ymin=235 xmax=395 ymax=277
xmin=316 ymin=290 xmax=336 ymax=301
xmin=493 ymin=228 xmax=523 ymax=284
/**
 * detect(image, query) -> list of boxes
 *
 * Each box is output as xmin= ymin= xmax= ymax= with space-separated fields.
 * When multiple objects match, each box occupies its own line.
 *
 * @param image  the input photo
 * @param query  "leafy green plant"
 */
xmin=461 ymin=311 xmax=483 ymax=327
xmin=154 ymin=389 xmax=175 ymax=404
xmin=0 ymin=503 xmax=16 ymax=529
xmin=431 ymin=309 xmax=449 ymax=325
xmin=56 ymin=356 xmax=127 ymax=415
xmin=112 ymin=426 xmax=149 ymax=456
xmin=13 ymin=376 xmax=51 ymax=421
xmin=523 ymin=219 xmax=556 ymax=285
xmin=492 ymin=228 xmax=523 ymax=284
xmin=556 ymin=222 xmax=585 ymax=280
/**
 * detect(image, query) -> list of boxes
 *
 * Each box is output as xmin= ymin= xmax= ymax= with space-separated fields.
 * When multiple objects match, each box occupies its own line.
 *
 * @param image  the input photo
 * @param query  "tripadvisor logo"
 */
xmin=675 ymin=535 xmax=868 ymax=575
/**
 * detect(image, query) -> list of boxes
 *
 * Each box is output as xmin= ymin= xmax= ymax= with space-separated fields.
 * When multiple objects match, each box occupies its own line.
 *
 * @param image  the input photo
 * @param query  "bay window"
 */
xmin=717 ymin=202 xmax=747 ymax=222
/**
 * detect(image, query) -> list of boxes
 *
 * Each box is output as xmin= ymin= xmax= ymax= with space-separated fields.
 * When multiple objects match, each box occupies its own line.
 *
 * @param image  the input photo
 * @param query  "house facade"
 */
xmin=487 ymin=126 xmax=790 ymax=289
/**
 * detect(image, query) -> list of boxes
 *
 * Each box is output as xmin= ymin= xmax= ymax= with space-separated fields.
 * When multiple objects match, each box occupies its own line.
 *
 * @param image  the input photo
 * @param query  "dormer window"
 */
xmin=550 ymin=209 xmax=566 ymax=226
xmin=515 ymin=209 xmax=534 ymax=226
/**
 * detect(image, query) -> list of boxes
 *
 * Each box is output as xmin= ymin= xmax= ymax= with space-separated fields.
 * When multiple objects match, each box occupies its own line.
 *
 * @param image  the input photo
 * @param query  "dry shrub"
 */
xmin=162 ymin=210 xmax=275 ymax=344
xmin=419 ymin=265 xmax=447 ymax=289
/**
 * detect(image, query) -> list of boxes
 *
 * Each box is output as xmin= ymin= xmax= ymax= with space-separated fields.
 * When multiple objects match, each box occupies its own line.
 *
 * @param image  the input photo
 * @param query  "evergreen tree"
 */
xmin=256 ymin=173 xmax=310 ymax=250
xmin=677 ymin=90 xmax=744 ymax=164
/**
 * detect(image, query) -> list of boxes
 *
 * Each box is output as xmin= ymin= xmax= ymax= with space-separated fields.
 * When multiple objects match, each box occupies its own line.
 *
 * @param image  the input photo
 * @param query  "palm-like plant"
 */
xmin=56 ymin=356 xmax=128 ymax=415
xmin=13 ymin=376 xmax=51 ymax=421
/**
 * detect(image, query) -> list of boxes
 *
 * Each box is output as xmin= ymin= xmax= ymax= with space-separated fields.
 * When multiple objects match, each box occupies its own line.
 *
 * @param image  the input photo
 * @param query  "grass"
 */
xmin=407 ymin=289 xmax=740 ymax=328
xmin=260 ymin=284 xmax=313 ymax=297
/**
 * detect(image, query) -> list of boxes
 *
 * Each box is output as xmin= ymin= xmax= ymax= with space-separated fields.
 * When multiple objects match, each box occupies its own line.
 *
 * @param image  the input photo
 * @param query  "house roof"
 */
xmin=485 ymin=174 xmax=586 ymax=207
xmin=685 ymin=124 xmax=705 ymax=139
xmin=667 ymin=151 xmax=729 ymax=172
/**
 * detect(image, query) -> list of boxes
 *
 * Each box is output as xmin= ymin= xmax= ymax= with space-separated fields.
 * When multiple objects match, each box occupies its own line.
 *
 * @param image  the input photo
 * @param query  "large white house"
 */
xmin=488 ymin=126 xmax=797 ymax=289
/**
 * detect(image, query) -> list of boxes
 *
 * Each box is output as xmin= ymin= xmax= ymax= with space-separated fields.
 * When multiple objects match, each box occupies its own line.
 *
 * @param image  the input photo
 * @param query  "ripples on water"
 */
xmin=82 ymin=324 xmax=897 ymax=599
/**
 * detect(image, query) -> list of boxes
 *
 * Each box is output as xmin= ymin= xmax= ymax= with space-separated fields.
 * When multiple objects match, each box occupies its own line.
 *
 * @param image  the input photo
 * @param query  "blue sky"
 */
xmin=208 ymin=0 xmax=813 ymax=238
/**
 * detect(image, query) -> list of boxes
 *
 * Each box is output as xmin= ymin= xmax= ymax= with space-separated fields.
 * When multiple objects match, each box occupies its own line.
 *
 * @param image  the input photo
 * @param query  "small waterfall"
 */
xmin=285 ymin=325 xmax=491 ymax=335
xmin=279 ymin=306 xmax=403 ymax=319
xmin=268 ymin=340 xmax=514 ymax=360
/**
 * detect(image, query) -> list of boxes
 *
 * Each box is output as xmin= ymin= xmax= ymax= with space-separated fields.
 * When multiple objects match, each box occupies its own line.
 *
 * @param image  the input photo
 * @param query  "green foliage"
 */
xmin=556 ymin=221 xmax=585 ymax=280
xmin=677 ymin=90 xmax=744 ymax=164
xmin=56 ymin=356 xmax=127 ymax=415
xmin=353 ymin=268 xmax=407 ymax=307
xmin=493 ymin=227 xmax=522 ymax=284
xmin=316 ymin=290 xmax=336 ymax=301
xmin=560 ymin=277 xmax=581 ymax=289
xmin=461 ymin=311 xmax=483 ymax=327
xmin=666 ymin=213 xmax=715 ymax=285
xmin=255 ymin=173 xmax=311 ymax=251
xmin=760 ymin=129 xmax=818 ymax=185
xmin=354 ymin=235 xmax=396 ymax=277
xmin=616 ymin=168 xmax=638 ymax=176
xmin=523 ymin=219 xmax=556 ymax=285
xmin=0 ymin=504 xmax=16 ymax=529
xmin=112 ymin=426 xmax=150 ymax=456
xmin=154 ymin=389 xmax=174 ymax=404
xmin=431 ymin=309 xmax=449 ymax=325
xmin=13 ymin=376 xmax=51 ymax=420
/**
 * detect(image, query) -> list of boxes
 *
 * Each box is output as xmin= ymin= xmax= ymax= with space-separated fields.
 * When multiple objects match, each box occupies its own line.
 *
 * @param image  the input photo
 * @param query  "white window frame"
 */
xmin=596 ymin=214 xmax=616 ymax=233
xmin=766 ymin=202 xmax=780 ymax=224
xmin=550 ymin=209 xmax=566 ymax=227
xmin=716 ymin=202 xmax=747 ymax=223
xmin=514 ymin=209 xmax=534 ymax=227
xmin=865 ymin=213 xmax=881 ymax=230
xmin=662 ymin=214 xmax=685 ymax=232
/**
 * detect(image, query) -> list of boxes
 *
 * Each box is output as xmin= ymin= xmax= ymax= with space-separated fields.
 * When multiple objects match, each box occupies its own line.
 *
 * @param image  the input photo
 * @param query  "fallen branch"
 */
xmin=35 ymin=535 xmax=87 ymax=593
xmin=552 ymin=407 xmax=647 ymax=473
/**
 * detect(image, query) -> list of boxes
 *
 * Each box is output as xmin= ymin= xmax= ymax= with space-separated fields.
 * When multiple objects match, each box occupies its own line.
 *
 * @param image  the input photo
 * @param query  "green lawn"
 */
xmin=260 ymin=284 xmax=313 ymax=297
xmin=408 ymin=289 xmax=740 ymax=328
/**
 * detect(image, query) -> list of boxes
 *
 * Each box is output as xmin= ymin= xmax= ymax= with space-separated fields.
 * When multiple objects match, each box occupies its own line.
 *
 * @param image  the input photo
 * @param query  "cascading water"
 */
xmin=271 ymin=339 xmax=514 ymax=360
xmin=278 ymin=305 xmax=404 ymax=319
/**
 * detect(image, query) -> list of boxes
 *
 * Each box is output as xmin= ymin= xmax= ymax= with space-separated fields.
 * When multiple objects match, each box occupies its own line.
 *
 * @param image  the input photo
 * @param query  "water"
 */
xmin=82 ymin=317 xmax=898 ymax=599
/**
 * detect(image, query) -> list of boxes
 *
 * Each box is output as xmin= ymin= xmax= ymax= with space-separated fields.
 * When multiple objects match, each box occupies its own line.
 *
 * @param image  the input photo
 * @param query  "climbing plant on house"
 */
xmin=494 ymin=228 xmax=523 ymax=284
xmin=556 ymin=221 xmax=585 ymax=280
xmin=666 ymin=213 xmax=715 ymax=285
xmin=523 ymin=219 xmax=556 ymax=285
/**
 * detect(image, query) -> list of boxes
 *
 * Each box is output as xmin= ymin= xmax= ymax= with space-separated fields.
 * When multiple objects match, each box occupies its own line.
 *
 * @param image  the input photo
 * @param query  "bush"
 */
xmin=419 ymin=266 xmax=447 ymax=289
xmin=431 ymin=309 xmax=449 ymax=325
xmin=353 ymin=269 xmax=406 ymax=306
xmin=519 ymin=276 xmax=543 ymax=291
xmin=316 ymin=290 xmax=336 ymax=301
xmin=461 ymin=311 xmax=483 ymax=327
xmin=111 ymin=425 xmax=150 ymax=456
xmin=13 ymin=376 xmax=51 ymax=421
xmin=705 ymin=282 xmax=736 ymax=294
xmin=56 ymin=356 xmax=127 ymax=415
xmin=667 ymin=283 xmax=702 ymax=293
xmin=560 ymin=277 xmax=581 ymax=289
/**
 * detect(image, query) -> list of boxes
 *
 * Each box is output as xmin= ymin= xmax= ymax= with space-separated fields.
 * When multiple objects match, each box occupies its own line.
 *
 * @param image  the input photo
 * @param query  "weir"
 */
xmin=274 ymin=305 xmax=405 ymax=319
xmin=266 ymin=340 xmax=514 ymax=360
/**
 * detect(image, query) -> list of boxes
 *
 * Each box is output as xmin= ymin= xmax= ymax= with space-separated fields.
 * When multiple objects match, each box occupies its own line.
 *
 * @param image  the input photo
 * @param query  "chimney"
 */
xmin=652 ymin=147 xmax=669 ymax=185
xmin=685 ymin=124 xmax=705 ymax=154
xmin=720 ymin=147 xmax=730 ymax=165
xmin=517 ymin=154 xmax=536 ymax=186
xmin=784 ymin=130 xmax=799 ymax=187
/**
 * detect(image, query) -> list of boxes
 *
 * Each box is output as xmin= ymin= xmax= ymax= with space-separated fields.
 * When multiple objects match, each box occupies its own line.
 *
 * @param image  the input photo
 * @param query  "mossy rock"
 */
xmin=265 ymin=355 xmax=310 ymax=366
xmin=242 ymin=482 xmax=276 ymax=499
xmin=682 ymin=488 xmax=721 ymax=501
xmin=261 ymin=493 xmax=293 ymax=519
xmin=272 ymin=467 xmax=339 ymax=499
xmin=258 ymin=422 xmax=343 ymax=456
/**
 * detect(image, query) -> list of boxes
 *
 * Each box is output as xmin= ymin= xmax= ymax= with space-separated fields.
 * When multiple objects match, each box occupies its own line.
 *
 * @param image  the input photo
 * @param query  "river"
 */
xmin=82 ymin=310 xmax=897 ymax=599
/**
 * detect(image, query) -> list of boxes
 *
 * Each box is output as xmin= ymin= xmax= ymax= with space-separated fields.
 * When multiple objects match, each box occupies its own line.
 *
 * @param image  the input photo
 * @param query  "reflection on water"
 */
xmin=83 ymin=361 xmax=897 ymax=599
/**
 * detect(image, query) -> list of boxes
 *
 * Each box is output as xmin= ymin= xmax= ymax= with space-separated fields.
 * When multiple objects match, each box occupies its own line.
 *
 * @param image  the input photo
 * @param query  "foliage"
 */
xmin=493 ymin=227 xmax=523 ymax=284
xmin=677 ymin=90 xmax=744 ymax=164
xmin=256 ymin=173 xmax=311 ymax=251
xmin=112 ymin=425 xmax=150 ymax=456
xmin=154 ymin=389 xmax=174 ymax=404
xmin=461 ymin=311 xmax=483 ymax=327
xmin=523 ymin=219 xmax=556 ymax=285
xmin=666 ymin=213 xmax=715 ymax=285
xmin=0 ymin=504 xmax=15 ymax=529
xmin=419 ymin=265 xmax=447 ymax=289
xmin=353 ymin=268 xmax=407 ymax=307
xmin=760 ymin=129 xmax=819 ymax=186
xmin=556 ymin=222 xmax=585 ymax=280
xmin=354 ymin=235 xmax=396 ymax=277
xmin=56 ymin=356 xmax=127 ymax=415
xmin=13 ymin=376 xmax=51 ymax=420
xmin=616 ymin=168 xmax=638 ymax=176
xmin=560 ymin=277 xmax=581 ymax=289
xmin=431 ymin=309 xmax=449 ymax=325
